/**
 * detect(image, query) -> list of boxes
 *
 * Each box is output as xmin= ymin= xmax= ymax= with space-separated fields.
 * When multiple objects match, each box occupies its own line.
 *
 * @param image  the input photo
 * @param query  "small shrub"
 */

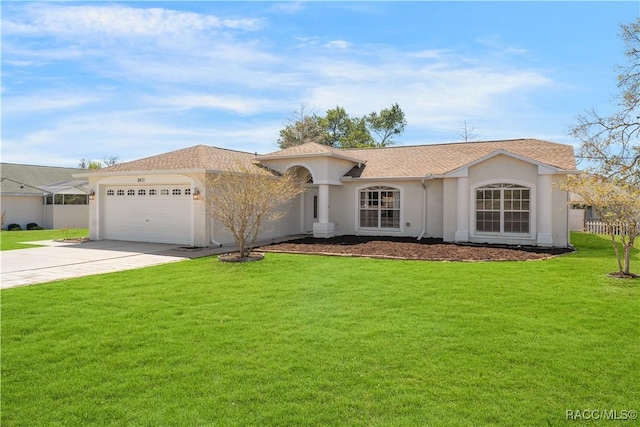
xmin=7 ymin=224 xmax=22 ymax=231
xmin=27 ymin=223 xmax=43 ymax=230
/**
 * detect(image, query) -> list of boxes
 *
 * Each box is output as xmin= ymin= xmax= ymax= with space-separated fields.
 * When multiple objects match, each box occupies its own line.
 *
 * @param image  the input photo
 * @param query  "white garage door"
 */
xmin=103 ymin=185 xmax=192 ymax=245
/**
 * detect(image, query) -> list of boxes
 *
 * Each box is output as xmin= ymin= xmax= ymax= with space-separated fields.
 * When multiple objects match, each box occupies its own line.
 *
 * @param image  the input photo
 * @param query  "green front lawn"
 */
xmin=0 ymin=228 xmax=88 ymax=251
xmin=1 ymin=233 xmax=638 ymax=426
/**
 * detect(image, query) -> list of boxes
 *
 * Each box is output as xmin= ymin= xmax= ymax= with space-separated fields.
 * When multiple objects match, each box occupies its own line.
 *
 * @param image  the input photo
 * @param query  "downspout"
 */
xmin=210 ymin=217 xmax=222 ymax=247
xmin=201 ymin=175 xmax=223 ymax=248
xmin=566 ymin=186 xmax=571 ymax=248
xmin=417 ymin=174 xmax=434 ymax=240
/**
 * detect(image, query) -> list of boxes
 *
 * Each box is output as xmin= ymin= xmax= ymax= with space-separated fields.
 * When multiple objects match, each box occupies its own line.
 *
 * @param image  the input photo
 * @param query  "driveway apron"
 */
xmin=0 ymin=240 xmax=190 ymax=289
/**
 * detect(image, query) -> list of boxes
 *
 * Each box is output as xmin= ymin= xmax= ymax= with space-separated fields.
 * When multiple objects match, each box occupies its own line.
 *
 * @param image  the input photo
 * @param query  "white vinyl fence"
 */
xmin=583 ymin=220 xmax=640 ymax=235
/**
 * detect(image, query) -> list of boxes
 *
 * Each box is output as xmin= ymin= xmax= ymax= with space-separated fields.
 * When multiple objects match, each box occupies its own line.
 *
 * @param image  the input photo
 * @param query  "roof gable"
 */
xmin=93 ymin=145 xmax=259 ymax=174
xmin=260 ymin=142 xmax=366 ymax=164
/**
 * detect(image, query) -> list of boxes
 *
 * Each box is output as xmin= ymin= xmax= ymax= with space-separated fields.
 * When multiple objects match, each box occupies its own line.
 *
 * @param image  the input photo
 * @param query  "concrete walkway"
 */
xmin=0 ymin=236 xmax=304 ymax=289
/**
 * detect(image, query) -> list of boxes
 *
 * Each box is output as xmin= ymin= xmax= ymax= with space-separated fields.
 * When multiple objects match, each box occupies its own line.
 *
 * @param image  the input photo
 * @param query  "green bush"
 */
xmin=26 ymin=223 xmax=44 ymax=231
xmin=7 ymin=224 xmax=22 ymax=231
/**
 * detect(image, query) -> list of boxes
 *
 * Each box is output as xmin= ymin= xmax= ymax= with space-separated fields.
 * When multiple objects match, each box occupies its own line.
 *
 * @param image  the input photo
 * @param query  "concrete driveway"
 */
xmin=0 ymin=240 xmax=202 ymax=289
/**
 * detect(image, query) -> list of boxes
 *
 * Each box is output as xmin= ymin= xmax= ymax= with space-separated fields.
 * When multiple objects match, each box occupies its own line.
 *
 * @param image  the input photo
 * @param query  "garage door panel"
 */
xmin=103 ymin=186 xmax=192 ymax=245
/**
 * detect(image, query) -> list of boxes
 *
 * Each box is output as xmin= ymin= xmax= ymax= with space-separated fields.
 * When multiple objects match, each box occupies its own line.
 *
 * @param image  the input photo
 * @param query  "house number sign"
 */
xmin=137 ymin=178 xmax=145 ymax=183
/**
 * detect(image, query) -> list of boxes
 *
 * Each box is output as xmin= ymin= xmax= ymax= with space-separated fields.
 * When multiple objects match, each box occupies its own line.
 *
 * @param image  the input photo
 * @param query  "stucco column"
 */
xmin=454 ymin=177 xmax=470 ymax=242
xmin=89 ymin=183 xmax=100 ymax=241
xmin=537 ymin=174 xmax=554 ymax=246
xmin=313 ymin=184 xmax=334 ymax=238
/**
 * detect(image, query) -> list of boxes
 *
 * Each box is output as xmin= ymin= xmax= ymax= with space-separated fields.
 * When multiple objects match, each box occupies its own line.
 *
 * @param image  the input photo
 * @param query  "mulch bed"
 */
xmin=219 ymin=252 xmax=265 ymax=263
xmin=54 ymin=238 xmax=90 ymax=243
xmin=260 ymin=235 xmax=574 ymax=261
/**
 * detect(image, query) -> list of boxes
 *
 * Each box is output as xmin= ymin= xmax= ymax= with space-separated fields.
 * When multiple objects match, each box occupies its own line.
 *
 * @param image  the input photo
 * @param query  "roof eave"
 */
xmin=74 ymin=168 xmax=207 ymax=178
xmin=342 ymin=175 xmax=443 ymax=182
xmin=259 ymin=152 xmax=365 ymax=164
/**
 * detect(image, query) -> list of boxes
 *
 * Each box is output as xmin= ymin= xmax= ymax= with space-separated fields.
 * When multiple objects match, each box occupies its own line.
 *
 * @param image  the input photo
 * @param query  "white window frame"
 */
xmin=472 ymin=181 xmax=534 ymax=238
xmin=355 ymin=184 xmax=403 ymax=233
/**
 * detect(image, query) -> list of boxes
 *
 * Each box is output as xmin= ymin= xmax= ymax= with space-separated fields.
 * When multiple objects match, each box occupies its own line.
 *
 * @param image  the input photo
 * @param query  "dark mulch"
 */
xmin=261 ymin=235 xmax=574 ymax=261
xmin=219 ymin=252 xmax=265 ymax=263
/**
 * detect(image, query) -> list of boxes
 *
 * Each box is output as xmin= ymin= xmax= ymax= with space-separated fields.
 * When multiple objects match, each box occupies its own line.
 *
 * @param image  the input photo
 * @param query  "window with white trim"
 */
xmin=117 ymin=190 xmax=125 ymax=196
xmin=107 ymin=189 xmax=115 ymax=196
xmin=359 ymin=186 xmax=400 ymax=229
xmin=476 ymin=184 xmax=530 ymax=234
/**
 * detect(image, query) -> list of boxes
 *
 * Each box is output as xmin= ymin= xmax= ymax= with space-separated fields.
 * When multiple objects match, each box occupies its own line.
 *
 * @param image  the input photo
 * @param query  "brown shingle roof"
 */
xmin=259 ymin=141 xmax=366 ymax=163
xmin=342 ymin=138 xmax=576 ymax=178
xmin=90 ymin=139 xmax=576 ymax=178
xmin=97 ymin=145 xmax=259 ymax=173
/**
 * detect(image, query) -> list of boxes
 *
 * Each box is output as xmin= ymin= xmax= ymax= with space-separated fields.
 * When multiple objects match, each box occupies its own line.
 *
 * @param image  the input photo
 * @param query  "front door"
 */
xmin=304 ymin=187 xmax=319 ymax=233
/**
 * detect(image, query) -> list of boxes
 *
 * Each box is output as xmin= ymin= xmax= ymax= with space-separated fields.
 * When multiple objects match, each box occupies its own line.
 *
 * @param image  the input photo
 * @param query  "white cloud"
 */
xmin=325 ymin=40 xmax=350 ymax=49
xmin=3 ymin=93 xmax=101 ymax=115
xmin=153 ymin=94 xmax=282 ymax=115
xmin=271 ymin=2 xmax=306 ymax=14
xmin=2 ymin=4 xmax=263 ymax=38
xmin=1 ymin=2 xmax=572 ymax=165
xmin=302 ymin=49 xmax=553 ymax=129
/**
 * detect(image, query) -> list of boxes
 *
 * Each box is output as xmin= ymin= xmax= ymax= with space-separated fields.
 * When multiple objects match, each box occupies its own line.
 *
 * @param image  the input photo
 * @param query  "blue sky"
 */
xmin=2 ymin=1 xmax=638 ymax=167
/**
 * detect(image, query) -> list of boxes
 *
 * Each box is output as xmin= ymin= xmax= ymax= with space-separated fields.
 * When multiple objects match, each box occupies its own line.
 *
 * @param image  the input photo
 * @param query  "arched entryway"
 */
xmin=287 ymin=166 xmax=319 ymax=234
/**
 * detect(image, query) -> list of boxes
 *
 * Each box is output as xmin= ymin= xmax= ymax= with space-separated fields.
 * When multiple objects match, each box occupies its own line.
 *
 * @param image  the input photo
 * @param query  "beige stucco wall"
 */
xmin=552 ymin=175 xmax=570 ymax=247
xmin=467 ymin=154 xmax=539 ymax=245
xmin=200 ymin=173 xmax=304 ymax=247
xmin=323 ymin=180 xmax=429 ymax=238
xmin=47 ymin=205 xmax=89 ymax=229
xmin=0 ymin=195 xmax=88 ymax=230
xmin=442 ymin=179 xmax=457 ymax=242
xmin=1 ymin=195 xmax=45 ymax=229
xmin=209 ymin=193 xmax=304 ymax=247
xmin=84 ymin=151 xmax=572 ymax=247
xmin=469 ymin=154 xmax=538 ymax=186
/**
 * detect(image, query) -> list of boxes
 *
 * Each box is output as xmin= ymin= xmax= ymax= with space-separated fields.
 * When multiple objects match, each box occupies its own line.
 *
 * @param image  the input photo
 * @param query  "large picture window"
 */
xmin=359 ymin=186 xmax=400 ymax=229
xmin=476 ymin=184 xmax=530 ymax=234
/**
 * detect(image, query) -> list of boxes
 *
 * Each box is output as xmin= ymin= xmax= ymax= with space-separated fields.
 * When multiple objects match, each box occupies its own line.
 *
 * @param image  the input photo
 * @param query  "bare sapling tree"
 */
xmin=562 ymin=175 xmax=639 ymax=277
xmin=564 ymin=18 xmax=640 ymax=277
xmin=202 ymin=163 xmax=309 ymax=260
xmin=454 ymin=120 xmax=480 ymax=142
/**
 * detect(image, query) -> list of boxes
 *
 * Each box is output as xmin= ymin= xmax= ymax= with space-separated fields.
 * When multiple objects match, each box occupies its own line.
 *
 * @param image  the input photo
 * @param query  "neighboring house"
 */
xmin=78 ymin=138 xmax=578 ymax=248
xmin=0 ymin=163 xmax=90 ymax=230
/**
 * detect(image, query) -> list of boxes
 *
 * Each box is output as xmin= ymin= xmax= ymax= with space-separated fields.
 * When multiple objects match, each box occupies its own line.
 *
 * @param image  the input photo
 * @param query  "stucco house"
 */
xmin=1 ymin=163 xmax=90 ymax=230
xmin=78 ymin=138 xmax=577 ymax=248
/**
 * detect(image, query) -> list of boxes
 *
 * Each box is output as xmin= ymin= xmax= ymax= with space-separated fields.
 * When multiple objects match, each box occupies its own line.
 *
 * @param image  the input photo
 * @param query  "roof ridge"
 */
xmin=196 ymin=144 xmax=257 ymax=156
xmin=343 ymin=138 xmax=558 ymax=152
xmin=1 ymin=162 xmax=83 ymax=171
